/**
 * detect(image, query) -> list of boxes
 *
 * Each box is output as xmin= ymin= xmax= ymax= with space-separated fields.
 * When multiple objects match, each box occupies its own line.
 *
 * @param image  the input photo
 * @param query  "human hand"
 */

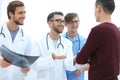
xmin=52 ymin=53 xmax=66 ymax=59
xmin=0 ymin=59 xmax=11 ymax=67
xmin=56 ymin=55 xmax=66 ymax=59
xmin=73 ymin=67 xmax=83 ymax=77
xmin=21 ymin=68 xmax=30 ymax=73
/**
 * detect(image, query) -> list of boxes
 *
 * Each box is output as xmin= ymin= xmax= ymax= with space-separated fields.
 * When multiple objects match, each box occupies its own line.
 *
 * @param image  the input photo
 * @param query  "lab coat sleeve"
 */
xmin=64 ymin=40 xmax=78 ymax=71
xmin=30 ymin=41 xmax=55 ymax=71
xmin=0 ymin=52 xmax=2 ymax=64
xmin=30 ymin=54 xmax=55 ymax=71
xmin=0 ymin=46 xmax=3 ymax=66
xmin=64 ymin=57 xmax=78 ymax=71
xmin=0 ymin=51 xmax=2 ymax=59
xmin=0 ymin=45 xmax=3 ymax=59
xmin=24 ymin=35 xmax=33 ymax=55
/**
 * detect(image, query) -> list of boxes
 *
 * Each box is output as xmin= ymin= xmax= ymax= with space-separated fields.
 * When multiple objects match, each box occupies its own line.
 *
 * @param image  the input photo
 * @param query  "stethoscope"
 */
xmin=46 ymin=33 xmax=64 ymax=50
xmin=0 ymin=26 xmax=24 ymax=38
xmin=65 ymin=33 xmax=80 ymax=50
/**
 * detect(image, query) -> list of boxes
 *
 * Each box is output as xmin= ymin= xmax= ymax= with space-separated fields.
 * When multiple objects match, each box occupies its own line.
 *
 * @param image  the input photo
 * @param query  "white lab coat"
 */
xmin=0 ymin=22 xmax=33 ymax=80
xmin=28 ymin=33 xmax=78 ymax=80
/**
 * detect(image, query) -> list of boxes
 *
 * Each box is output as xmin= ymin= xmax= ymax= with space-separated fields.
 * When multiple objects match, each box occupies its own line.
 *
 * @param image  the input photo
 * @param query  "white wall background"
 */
xmin=22 ymin=0 xmax=96 ymax=40
xmin=0 ymin=0 xmax=120 ymax=80
xmin=0 ymin=0 xmax=120 ymax=40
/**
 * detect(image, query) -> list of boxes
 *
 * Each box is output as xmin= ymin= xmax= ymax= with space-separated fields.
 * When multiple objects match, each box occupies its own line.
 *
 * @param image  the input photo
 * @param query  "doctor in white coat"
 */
xmin=28 ymin=11 xmax=78 ymax=80
xmin=0 ymin=1 xmax=33 ymax=80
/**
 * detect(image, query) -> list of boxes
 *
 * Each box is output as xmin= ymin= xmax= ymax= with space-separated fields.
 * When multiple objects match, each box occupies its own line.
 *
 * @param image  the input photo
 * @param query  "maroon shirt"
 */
xmin=76 ymin=22 xmax=120 ymax=80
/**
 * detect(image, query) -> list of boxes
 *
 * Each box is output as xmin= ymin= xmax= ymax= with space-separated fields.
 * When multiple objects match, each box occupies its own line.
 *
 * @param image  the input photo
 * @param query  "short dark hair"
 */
xmin=7 ymin=0 xmax=24 ymax=19
xmin=95 ymin=0 xmax=115 ymax=14
xmin=47 ymin=11 xmax=64 ymax=22
xmin=64 ymin=13 xmax=79 ymax=23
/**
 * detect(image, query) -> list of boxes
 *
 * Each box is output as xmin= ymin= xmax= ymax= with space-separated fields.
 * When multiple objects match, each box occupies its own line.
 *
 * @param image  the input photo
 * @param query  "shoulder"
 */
xmin=89 ymin=22 xmax=118 ymax=39
xmin=61 ymin=36 xmax=72 ymax=45
xmin=20 ymin=28 xmax=32 ymax=41
xmin=0 ymin=22 xmax=7 ymax=30
xmin=92 ymin=22 xmax=116 ymax=30
xmin=39 ymin=33 xmax=48 ymax=41
xmin=78 ymin=34 xmax=86 ymax=41
xmin=36 ymin=33 xmax=48 ymax=45
xmin=61 ymin=32 xmax=67 ymax=38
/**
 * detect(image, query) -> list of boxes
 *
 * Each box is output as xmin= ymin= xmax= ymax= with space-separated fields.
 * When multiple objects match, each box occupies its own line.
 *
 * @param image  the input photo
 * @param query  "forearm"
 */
xmin=73 ymin=63 xmax=90 ymax=77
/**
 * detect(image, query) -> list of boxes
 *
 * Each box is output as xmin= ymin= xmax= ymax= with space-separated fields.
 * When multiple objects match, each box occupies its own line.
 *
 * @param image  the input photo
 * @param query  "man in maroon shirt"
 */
xmin=76 ymin=0 xmax=120 ymax=80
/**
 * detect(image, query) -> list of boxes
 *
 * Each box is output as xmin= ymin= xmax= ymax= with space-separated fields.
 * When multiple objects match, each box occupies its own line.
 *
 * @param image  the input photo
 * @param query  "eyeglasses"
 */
xmin=67 ymin=20 xmax=80 ymax=24
xmin=51 ymin=19 xmax=65 ymax=24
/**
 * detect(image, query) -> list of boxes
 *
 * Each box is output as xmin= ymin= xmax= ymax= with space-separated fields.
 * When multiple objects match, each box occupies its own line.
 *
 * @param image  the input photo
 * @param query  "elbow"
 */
xmin=76 ymin=56 xmax=86 ymax=64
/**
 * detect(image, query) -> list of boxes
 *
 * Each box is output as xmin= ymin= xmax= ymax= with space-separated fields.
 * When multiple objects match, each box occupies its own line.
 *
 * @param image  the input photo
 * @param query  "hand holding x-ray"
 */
xmin=0 ymin=45 xmax=39 ymax=68
xmin=0 ymin=58 xmax=11 ymax=67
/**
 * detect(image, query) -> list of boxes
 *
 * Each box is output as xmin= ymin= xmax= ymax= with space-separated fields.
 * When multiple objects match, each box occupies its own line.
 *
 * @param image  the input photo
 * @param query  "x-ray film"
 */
xmin=0 ymin=45 xmax=39 ymax=68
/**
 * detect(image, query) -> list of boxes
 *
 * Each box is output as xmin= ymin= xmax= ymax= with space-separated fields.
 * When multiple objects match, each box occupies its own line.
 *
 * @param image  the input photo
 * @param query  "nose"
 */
xmin=21 ymin=11 xmax=26 ymax=18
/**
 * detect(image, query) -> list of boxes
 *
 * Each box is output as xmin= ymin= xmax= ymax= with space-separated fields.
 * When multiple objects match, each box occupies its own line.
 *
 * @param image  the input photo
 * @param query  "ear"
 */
xmin=48 ymin=21 xmax=52 ymax=28
xmin=64 ymin=22 xmax=67 ymax=26
xmin=97 ymin=5 xmax=102 ymax=13
xmin=9 ymin=12 xmax=13 ymax=19
xmin=48 ymin=21 xmax=51 ymax=25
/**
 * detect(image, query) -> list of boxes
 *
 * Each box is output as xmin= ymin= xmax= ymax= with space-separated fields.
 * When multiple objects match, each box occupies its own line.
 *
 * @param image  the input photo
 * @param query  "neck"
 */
xmin=49 ymin=31 xmax=60 ymax=40
xmin=7 ymin=21 xmax=19 ymax=30
xmin=67 ymin=31 xmax=77 ymax=38
xmin=100 ymin=14 xmax=112 ymax=23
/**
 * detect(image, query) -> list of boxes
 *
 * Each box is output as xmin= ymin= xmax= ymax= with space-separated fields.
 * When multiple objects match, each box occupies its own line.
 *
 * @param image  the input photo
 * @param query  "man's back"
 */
xmin=88 ymin=22 xmax=120 ymax=80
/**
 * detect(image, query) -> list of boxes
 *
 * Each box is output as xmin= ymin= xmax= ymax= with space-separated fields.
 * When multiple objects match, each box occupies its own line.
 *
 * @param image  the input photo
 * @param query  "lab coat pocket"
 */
xmin=12 ymin=70 xmax=25 ymax=80
xmin=37 ymin=69 xmax=49 ymax=79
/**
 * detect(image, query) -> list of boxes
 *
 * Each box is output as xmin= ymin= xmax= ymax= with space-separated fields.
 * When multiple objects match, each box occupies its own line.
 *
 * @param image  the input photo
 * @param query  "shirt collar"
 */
xmin=65 ymin=32 xmax=79 ymax=42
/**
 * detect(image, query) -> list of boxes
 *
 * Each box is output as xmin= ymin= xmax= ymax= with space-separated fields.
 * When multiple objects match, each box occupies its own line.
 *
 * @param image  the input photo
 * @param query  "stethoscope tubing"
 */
xmin=46 ymin=33 xmax=64 ymax=50
xmin=0 ymin=26 xmax=24 ymax=38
